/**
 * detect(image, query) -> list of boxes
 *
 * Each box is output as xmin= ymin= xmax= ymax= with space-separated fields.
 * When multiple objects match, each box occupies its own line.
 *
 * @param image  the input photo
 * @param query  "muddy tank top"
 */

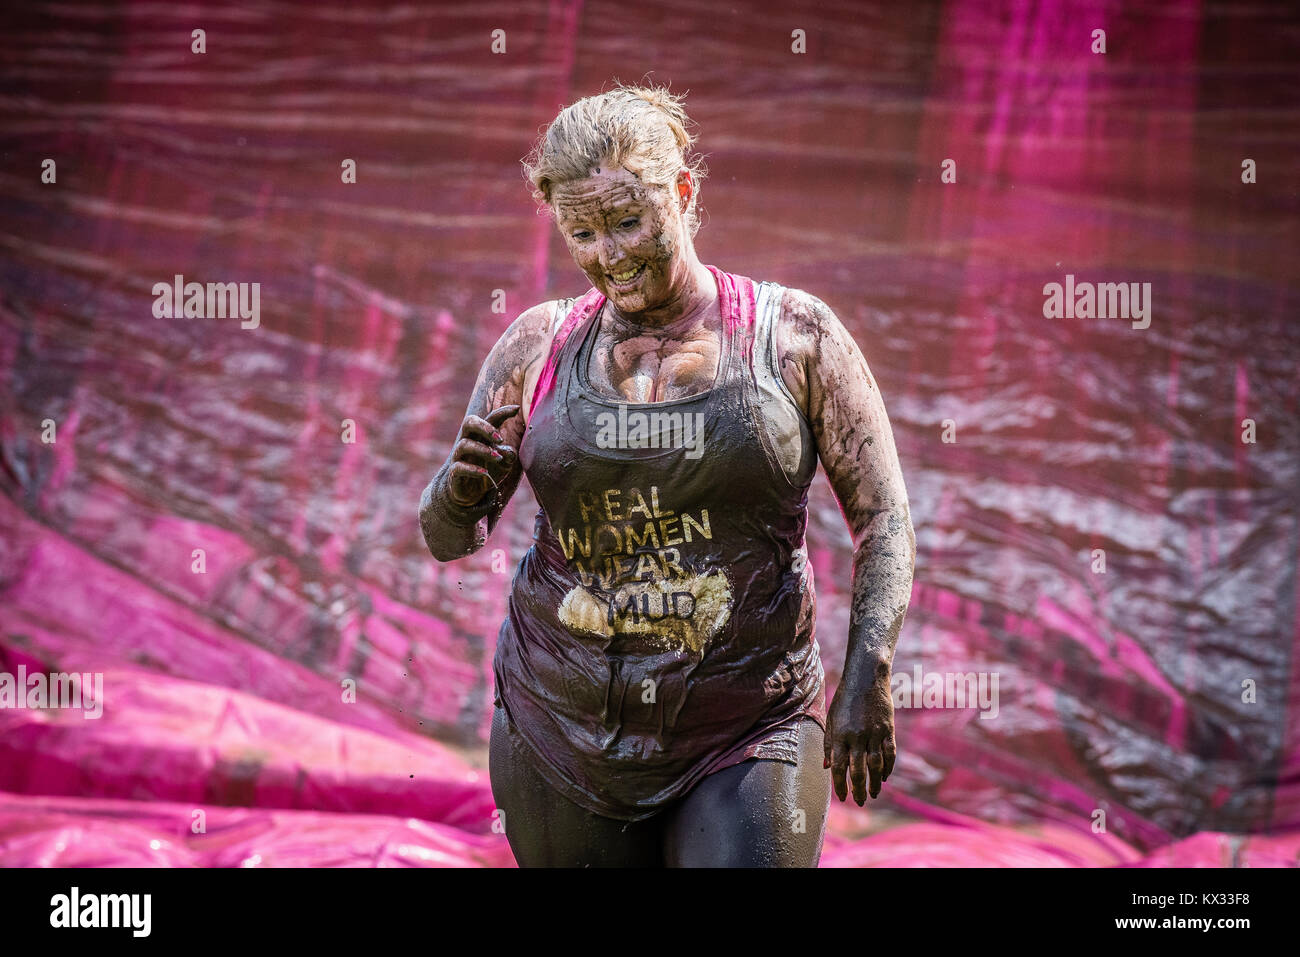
xmin=493 ymin=264 xmax=826 ymax=822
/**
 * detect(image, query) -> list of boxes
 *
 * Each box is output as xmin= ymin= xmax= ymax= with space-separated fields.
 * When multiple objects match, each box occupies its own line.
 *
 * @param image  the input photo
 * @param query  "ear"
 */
xmin=676 ymin=169 xmax=693 ymax=210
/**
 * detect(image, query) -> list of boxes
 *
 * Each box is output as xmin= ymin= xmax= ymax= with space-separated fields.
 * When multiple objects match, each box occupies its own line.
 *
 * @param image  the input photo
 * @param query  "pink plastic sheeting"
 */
xmin=0 ymin=664 xmax=495 ymax=831
xmin=2 ymin=0 xmax=1299 ymax=866
xmin=0 ymin=793 xmax=511 ymax=868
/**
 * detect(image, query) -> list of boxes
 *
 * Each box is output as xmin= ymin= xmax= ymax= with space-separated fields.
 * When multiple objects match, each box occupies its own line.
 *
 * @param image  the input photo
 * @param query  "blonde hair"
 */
xmin=522 ymin=81 xmax=707 ymax=238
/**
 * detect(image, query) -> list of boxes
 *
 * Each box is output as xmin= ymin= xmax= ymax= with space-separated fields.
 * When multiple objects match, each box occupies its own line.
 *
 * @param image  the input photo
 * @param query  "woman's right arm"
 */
xmin=418 ymin=301 xmax=558 ymax=561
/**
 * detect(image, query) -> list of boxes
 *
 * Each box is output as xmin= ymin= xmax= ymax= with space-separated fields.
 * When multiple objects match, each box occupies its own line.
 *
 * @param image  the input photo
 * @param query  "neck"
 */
xmin=605 ymin=253 xmax=715 ymax=334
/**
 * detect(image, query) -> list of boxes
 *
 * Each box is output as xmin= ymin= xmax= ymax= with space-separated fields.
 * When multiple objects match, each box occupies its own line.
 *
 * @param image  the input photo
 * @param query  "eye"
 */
xmin=572 ymin=230 xmax=593 ymax=241
xmin=618 ymin=217 xmax=639 ymax=229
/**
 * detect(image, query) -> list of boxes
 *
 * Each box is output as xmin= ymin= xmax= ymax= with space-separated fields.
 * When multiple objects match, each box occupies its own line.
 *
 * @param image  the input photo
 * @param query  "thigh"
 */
xmin=488 ymin=705 xmax=663 ymax=867
xmin=662 ymin=717 xmax=830 ymax=867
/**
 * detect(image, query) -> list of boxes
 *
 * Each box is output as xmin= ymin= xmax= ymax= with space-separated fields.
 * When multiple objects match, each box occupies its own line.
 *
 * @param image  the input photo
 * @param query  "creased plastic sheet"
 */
xmin=1 ymin=0 xmax=1298 ymax=866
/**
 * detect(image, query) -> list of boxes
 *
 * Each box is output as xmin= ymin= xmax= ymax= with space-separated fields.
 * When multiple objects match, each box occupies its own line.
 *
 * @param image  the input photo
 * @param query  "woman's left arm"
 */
xmin=778 ymin=288 xmax=917 ymax=805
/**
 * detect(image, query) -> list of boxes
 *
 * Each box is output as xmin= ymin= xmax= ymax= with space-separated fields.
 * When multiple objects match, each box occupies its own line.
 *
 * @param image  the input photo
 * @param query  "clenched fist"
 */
xmin=445 ymin=404 xmax=521 ymax=507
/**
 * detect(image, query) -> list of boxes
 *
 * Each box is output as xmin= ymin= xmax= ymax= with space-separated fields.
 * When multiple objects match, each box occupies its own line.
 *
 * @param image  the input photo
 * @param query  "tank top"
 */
xmin=492 ymin=264 xmax=826 ymax=822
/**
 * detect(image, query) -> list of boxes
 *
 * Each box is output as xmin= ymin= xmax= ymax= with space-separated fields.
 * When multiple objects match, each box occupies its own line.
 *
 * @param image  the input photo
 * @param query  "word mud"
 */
xmin=554 ymin=484 xmax=731 ymax=653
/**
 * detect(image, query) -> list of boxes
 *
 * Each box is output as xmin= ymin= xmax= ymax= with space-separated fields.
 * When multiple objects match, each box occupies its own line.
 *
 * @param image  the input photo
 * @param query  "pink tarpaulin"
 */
xmin=1 ymin=0 xmax=1298 ymax=866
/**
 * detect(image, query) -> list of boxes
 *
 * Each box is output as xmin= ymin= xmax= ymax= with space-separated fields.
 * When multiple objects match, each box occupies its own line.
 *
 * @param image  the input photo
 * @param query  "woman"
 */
xmin=419 ymin=84 xmax=915 ymax=867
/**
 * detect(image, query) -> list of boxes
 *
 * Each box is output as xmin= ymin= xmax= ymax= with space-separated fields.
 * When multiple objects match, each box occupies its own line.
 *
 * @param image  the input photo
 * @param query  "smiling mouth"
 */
xmin=607 ymin=263 xmax=646 ymax=286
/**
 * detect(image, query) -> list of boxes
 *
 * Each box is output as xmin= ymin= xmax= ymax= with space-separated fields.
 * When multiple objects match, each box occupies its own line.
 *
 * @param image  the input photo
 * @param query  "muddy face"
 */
xmin=551 ymin=164 xmax=691 ymax=318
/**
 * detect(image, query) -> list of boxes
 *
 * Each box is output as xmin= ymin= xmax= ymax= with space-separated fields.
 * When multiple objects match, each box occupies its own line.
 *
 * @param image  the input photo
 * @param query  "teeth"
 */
xmin=610 ymin=264 xmax=643 ymax=282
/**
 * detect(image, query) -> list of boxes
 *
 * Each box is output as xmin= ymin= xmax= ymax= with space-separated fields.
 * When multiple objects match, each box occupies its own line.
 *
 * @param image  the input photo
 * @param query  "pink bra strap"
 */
xmin=528 ymin=268 xmax=758 ymax=418
xmin=528 ymin=288 xmax=604 ymax=419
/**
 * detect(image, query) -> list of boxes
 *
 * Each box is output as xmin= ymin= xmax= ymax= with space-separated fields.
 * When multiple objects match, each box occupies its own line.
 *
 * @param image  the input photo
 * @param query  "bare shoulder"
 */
xmin=465 ymin=300 xmax=562 ymax=429
xmin=777 ymin=285 xmax=849 ymax=342
xmin=772 ymin=285 xmax=850 ymax=417
xmin=493 ymin=299 xmax=562 ymax=363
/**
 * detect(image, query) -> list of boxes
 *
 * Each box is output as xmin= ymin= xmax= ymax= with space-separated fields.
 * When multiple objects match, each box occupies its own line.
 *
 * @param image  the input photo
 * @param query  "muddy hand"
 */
xmin=446 ymin=404 xmax=520 ymax=507
xmin=824 ymin=675 xmax=896 ymax=805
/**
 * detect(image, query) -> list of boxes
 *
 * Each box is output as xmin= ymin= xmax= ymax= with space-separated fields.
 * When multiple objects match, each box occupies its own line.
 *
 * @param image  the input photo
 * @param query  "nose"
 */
xmin=597 ymin=233 xmax=627 ymax=273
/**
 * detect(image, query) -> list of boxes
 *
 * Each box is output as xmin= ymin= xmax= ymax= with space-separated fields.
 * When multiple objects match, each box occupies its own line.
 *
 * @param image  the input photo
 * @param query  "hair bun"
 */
xmin=628 ymin=85 xmax=693 ymax=152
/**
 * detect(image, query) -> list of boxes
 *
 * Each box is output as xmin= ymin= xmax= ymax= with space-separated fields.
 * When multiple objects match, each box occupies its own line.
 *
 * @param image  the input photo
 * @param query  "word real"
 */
xmin=152 ymin=274 xmax=260 ymax=329
xmin=594 ymin=405 xmax=706 ymax=459
xmin=891 ymin=665 xmax=999 ymax=719
xmin=50 ymin=887 xmax=151 ymax=937
xmin=558 ymin=486 xmax=712 ymax=588
xmin=0 ymin=668 xmax=102 ymax=719
xmin=1042 ymin=274 xmax=1151 ymax=329
xmin=554 ymin=484 xmax=730 ymax=652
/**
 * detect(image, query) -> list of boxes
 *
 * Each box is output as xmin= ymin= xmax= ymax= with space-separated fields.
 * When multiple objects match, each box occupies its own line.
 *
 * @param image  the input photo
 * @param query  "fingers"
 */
xmin=460 ymin=414 xmax=506 ymax=446
xmin=865 ymin=733 xmax=884 ymax=800
xmin=462 ymin=405 xmax=521 ymax=443
xmin=831 ymin=729 xmax=895 ymax=805
xmin=830 ymin=740 xmax=850 ymax=803
xmin=456 ymin=406 xmax=520 ymax=478
xmin=453 ymin=436 xmax=507 ymax=470
xmin=485 ymin=404 xmax=521 ymax=428
xmin=850 ymin=741 xmax=869 ymax=806
xmin=454 ymin=433 xmax=516 ymax=476
xmin=443 ymin=405 xmax=523 ymax=510
xmin=447 ymin=461 xmax=491 ymax=506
